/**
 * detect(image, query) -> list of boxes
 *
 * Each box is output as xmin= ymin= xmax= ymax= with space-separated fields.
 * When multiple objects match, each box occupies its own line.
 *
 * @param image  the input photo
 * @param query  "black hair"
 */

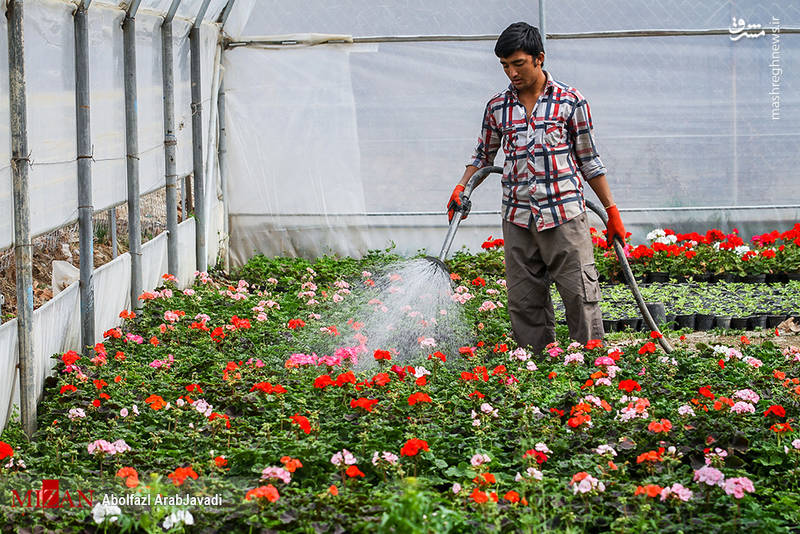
xmin=494 ymin=22 xmax=544 ymax=65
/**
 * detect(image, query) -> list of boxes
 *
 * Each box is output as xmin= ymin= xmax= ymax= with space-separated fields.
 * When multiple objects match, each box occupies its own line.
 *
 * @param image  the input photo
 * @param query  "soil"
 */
xmin=0 ymin=240 xmax=126 ymax=320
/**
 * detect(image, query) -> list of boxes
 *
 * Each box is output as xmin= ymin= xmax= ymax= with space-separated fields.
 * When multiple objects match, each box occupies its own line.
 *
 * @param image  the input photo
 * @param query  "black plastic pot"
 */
xmin=741 ymin=274 xmax=767 ymax=283
xmin=787 ymin=273 xmax=800 ymax=281
xmin=765 ymin=273 xmax=786 ymax=284
xmin=602 ymin=319 xmax=618 ymax=333
xmin=645 ymin=302 xmax=667 ymax=326
xmin=618 ymin=318 xmax=639 ymax=331
xmin=675 ymin=314 xmax=696 ymax=330
xmin=645 ymin=272 xmax=670 ymax=283
xmin=747 ymin=315 xmax=767 ymax=329
xmin=730 ymin=317 xmax=749 ymax=329
xmin=693 ymin=273 xmax=713 ymax=282
xmin=665 ymin=313 xmax=676 ymax=327
xmin=713 ymin=273 xmax=736 ymax=283
xmin=695 ymin=313 xmax=715 ymax=331
xmin=714 ymin=316 xmax=732 ymax=329
xmin=767 ymin=315 xmax=786 ymax=328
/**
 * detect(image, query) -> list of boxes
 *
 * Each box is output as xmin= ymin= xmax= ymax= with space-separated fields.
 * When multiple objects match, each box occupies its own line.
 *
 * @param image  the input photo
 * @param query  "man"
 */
xmin=447 ymin=22 xmax=625 ymax=353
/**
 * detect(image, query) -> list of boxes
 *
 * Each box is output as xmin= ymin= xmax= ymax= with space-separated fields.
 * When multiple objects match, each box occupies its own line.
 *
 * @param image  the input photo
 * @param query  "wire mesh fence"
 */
xmin=0 ymin=177 xmax=192 ymax=320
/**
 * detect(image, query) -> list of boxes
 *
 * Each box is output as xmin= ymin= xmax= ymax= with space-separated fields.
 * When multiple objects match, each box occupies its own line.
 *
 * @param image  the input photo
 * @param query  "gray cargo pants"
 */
xmin=503 ymin=212 xmax=604 ymax=353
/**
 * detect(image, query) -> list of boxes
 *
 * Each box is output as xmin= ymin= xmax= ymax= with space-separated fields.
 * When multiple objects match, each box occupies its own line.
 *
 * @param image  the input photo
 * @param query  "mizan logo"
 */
xmin=11 ymin=479 xmax=93 ymax=509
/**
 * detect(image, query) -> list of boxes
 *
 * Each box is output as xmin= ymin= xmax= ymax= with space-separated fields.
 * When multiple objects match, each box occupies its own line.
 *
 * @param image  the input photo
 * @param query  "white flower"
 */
xmin=92 ymin=502 xmax=121 ymax=525
xmin=526 ymin=360 xmax=538 ymax=371
xmin=594 ymin=444 xmax=617 ymax=456
xmin=163 ymin=510 xmax=194 ymax=530
xmin=331 ymin=449 xmax=356 ymax=466
xmin=413 ymin=366 xmax=431 ymax=378
xmin=452 ymin=482 xmax=462 ymax=494
xmin=470 ymin=453 xmax=491 ymax=467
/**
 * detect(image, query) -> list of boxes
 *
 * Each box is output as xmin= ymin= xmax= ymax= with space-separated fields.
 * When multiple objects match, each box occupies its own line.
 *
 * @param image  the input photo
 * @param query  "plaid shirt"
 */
xmin=468 ymin=71 xmax=607 ymax=231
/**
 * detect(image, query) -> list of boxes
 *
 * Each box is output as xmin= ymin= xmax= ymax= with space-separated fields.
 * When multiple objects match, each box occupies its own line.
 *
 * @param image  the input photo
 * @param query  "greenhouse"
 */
xmin=0 ymin=0 xmax=799 ymax=531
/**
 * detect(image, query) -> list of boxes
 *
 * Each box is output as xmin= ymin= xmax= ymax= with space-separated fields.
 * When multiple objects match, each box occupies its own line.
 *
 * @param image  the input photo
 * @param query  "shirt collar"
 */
xmin=507 ymin=70 xmax=554 ymax=100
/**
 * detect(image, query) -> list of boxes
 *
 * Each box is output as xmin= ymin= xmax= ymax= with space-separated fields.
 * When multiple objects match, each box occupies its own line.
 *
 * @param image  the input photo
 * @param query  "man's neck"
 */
xmin=519 ymin=71 xmax=547 ymax=100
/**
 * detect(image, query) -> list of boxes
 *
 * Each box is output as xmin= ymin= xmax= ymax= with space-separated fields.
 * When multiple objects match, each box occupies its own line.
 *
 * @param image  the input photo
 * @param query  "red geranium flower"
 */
xmin=208 ymin=412 xmax=231 ymax=428
xmin=764 ymin=405 xmax=786 ymax=418
xmin=314 ymin=375 xmax=335 ymax=389
xmin=290 ymin=413 xmax=311 ymax=434
xmin=60 ymin=384 xmax=77 ymax=394
xmin=400 ymin=438 xmax=429 ymax=457
xmin=372 ymin=372 xmax=391 ymax=387
xmin=335 ymin=371 xmax=356 ymax=386
xmin=428 ymin=351 xmax=447 ymax=363
xmin=246 ymin=484 xmax=279 ymax=502
xmin=61 ymin=351 xmax=80 ymax=366
xmin=408 ymin=392 xmax=432 ymax=406
xmin=350 ymin=398 xmax=379 ymax=412
xmin=116 ymin=467 xmax=139 ymax=488
xmin=523 ymin=449 xmax=548 ymax=464
xmin=287 ymin=319 xmax=305 ymax=329
xmin=585 ymin=339 xmax=603 ymax=350
xmin=470 ymin=488 xmax=488 ymax=503
xmin=698 ymin=386 xmax=715 ymax=399
xmin=373 ymin=349 xmax=392 ymax=361
xmin=471 ymin=277 xmax=486 ymax=287
xmin=634 ymin=484 xmax=663 ymax=498
xmin=771 ymin=422 xmax=793 ymax=433
xmin=0 ymin=441 xmax=13 ymax=460
xmin=638 ymin=342 xmax=656 ymax=355
xmin=345 ymin=465 xmax=365 ymax=478
xmin=618 ymin=379 xmax=641 ymax=393
xmin=647 ymin=419 xmax=672 ymax=433
xmin=167 ymin=466 xmax=198 ymax=486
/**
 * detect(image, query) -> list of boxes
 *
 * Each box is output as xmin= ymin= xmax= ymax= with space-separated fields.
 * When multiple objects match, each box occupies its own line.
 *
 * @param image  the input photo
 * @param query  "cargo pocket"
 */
xmin=582 ymin=262 xmax=601 ymax=303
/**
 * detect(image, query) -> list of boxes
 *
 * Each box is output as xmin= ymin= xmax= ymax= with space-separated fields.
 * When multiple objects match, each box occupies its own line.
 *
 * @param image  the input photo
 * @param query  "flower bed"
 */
xmin=590 ymin=224 xmax=800 ymax=283
xmin=1 ymin=250 xmax=800 ymax=533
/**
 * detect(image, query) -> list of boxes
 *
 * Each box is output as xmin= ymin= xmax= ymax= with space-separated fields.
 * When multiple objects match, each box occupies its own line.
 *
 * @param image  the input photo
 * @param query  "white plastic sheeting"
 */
xmin=0 ymin=0 xmax=223 ymax=432
xmin=0 ymin=0 xmax=222 ymax=251
xmin=227 ymin=0 xmax=799 ymax=38
xmin=0 ymin=14 xmax=10 ymax=252
xmin=0 ymin=220 xmax=199 ymax=432
xmin=224 ymin=28 xmax=799 ymax=263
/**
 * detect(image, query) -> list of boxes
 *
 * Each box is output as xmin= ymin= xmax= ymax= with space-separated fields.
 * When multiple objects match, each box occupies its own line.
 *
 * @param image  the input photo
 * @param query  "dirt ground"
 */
xmin=0 ymin=240 xmax=124 ymax=319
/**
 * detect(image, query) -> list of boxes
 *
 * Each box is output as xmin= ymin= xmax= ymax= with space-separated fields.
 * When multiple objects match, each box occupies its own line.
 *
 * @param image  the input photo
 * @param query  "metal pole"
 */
xmin=539 ymin=0 xmax=546 ymax=48
xmin=190 ymin=0 xmax=212 ymax=273
xmin=123 ymin=0 xmax=143 ymax=311
xmin=218 ymin=0 xmax=236 ymax=26
xmin=218 ymin=77 xmax=229 ymax=272
xmin=7 ymin=0 xmax=36 ymax=437
xmin=162 ymin=0 xmax=182 ymax=278
xmin=109 ymin=207 xmax=117 ymax=257
xmin=181 ymin=175 xmax=187 ymax=220
xmin=75 ymin=0 xmax=95 ymax=352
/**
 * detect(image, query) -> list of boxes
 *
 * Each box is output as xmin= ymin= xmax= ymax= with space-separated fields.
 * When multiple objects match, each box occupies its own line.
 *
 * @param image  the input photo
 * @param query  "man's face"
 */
xmin=500 ymin=50 xmax=544 ymax=92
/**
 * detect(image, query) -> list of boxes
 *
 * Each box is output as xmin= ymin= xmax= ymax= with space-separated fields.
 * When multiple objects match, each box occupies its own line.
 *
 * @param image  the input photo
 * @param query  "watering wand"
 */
xmin=436 ymin=165 xmax=674 ymax=354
